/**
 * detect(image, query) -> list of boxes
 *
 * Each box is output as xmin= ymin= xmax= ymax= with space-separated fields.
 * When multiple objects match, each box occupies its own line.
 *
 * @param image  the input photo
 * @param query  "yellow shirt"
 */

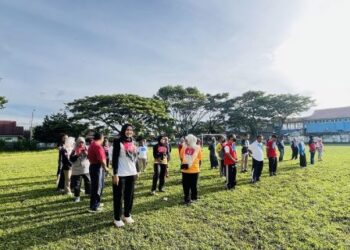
xmin=216 ymin=143 xmax=223 ymax=159
xmin=180 ymin=146 xmax=202 ymax=174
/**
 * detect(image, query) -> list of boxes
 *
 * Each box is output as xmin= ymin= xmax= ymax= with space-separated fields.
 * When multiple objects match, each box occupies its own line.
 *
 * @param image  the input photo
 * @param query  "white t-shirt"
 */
xmin=117 ymin=143 xmax=138 ymax=177
xmin=249 ymin=141 xmax=264 ymax=162
xmin=138 ymin=146 xmax=148 ymax=159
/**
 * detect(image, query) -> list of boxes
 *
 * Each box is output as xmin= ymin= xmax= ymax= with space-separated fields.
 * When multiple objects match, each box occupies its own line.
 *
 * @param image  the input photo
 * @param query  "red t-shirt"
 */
xmin=88 ymin=141 xmax=106 ymax=165
xmin=266 ymin=140 xmax=277 ymax=158
xmin=224 ymin=142 xmax=238 ymax=165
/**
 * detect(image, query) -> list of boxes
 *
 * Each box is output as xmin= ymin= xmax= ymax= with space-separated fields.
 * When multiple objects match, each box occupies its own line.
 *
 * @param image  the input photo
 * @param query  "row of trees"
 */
xmin=34 ymin=85 xmax=315 ymax=143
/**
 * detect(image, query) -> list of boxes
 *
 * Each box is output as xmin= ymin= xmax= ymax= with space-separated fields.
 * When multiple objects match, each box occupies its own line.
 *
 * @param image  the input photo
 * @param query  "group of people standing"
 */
xmin=290 ymin=136 xmax=324 ymax=167
xmin=56 ymin=125 xmax=325 ymax=228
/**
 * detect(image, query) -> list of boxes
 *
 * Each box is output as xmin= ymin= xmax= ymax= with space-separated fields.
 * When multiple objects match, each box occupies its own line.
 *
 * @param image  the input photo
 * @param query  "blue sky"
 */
xmin=1 ymin=0 xmax=349 ymax=128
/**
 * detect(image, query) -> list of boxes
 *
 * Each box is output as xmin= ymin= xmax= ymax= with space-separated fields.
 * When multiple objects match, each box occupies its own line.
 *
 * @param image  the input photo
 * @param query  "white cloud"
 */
xmin=273 ymin=0 xmax=350 ymax=108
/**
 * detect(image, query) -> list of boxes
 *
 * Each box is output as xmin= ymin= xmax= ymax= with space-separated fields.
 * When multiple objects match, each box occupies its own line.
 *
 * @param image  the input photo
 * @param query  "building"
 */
xmin=0 ymin=121 xmax=25 ymax=142
xmin=282 ymin=106 xmax=350 ymax=143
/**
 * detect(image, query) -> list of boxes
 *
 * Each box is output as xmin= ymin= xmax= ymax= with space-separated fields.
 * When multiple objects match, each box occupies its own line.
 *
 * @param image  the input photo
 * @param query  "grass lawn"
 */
xmin=0 ymin=146 xmax=349 ymax=249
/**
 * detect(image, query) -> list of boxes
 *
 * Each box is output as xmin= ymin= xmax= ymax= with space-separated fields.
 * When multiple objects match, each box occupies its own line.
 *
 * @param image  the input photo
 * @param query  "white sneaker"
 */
xmin=74 ymin=197 xmax=80 ymax=202
xmin=151 ymin=191 xmax=157 ymax=196
xmin=114 ymin=220 xmax=125 ymax=228
xmin=123 ymin=216 xmax=134 ymax=224
xmin=66 ymin=192 xmax=73 ymax=196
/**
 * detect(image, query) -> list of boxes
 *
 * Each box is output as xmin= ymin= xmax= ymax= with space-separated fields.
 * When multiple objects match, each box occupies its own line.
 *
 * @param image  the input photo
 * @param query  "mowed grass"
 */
xmin=0 ymin=146 xmax=350 ymax=250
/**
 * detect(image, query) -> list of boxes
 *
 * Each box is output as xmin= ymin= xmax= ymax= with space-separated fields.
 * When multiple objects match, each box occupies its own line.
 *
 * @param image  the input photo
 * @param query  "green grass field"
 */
xmin=0 ymin=146 xmax=349 ymax=249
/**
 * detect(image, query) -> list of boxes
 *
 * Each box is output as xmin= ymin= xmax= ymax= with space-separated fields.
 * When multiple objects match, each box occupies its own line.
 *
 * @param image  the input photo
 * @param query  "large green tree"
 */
xmin=34 ymin=112 xmax=88 ymax=143
xmin=269 ymin=94 xmax=315 ymax=134
xmin=225 ymin=91 xmax=314 ymax=136
xmin=67 ymin=94 xmax=170 ymax=136
xmin=155 ymin=85 xmax=208 ymax=136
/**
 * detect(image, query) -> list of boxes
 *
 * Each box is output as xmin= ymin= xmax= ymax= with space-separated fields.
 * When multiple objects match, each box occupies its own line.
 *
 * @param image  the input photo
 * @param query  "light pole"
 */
xmin=30 ymin=109 xmax=36 ymax=140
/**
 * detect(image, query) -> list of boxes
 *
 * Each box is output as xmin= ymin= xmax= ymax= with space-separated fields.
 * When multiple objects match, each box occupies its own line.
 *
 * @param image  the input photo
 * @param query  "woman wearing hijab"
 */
xmin=70 ymin=137 xmax=91 ymax=202
xmin=112 ymin=124 xmax=138 ymax=228
xmin=58 ymin=136 xmax=74 ymax=195
xmin=151 ymin=135 xmax=169 ymax=195
xmin=180 ymin=134 xmax=202 ymax=205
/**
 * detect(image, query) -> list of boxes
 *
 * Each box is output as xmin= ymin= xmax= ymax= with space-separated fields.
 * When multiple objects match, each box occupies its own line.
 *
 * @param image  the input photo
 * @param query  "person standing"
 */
xmin=112 ymin=124 xmax=138 ymax=227
xmin=180 ymin=134 xmax=202 ymax=205
xmin=291 ymin=138 xmax=299 ymax=160
xmin=248 ymin=135 xmax=264 ymax=183
xmin=70 ymin=137 xmax=91 ymax=202
xmin=241 ymin=133 xmax=250 ymax=173
xmin=87 ymin=132 xmax=107 ymax=213
xmin=224 ymin=135 xmax=238 ymax=190
xmin=298 ymin=139 xmax=307 ymax=168
xmin=316 ymin=138 xmax=324 ymax=161
xmin=277 ymin=137 xmax=285 ymax=162
xmin=58 ymin=136 xmax=74 ymax=195
xmin=137 ymin=139 xmax=148 ymax=173
xmin=151 ymin=136 xmax=169 ymax=195
xmin=56 ymin=134 xmax=68 ymax=192
xmin=266 ymin=135 xmax=278 ymax=176
xmin=308 ymin=136 xmax=316 ymax=165
xmin=103 ymin=138 xmax=110 ymax=168
xmin=208 ymin=137 xmax=219 ymax=169
xmin=216 ymin=136 xmax=226 ymax=177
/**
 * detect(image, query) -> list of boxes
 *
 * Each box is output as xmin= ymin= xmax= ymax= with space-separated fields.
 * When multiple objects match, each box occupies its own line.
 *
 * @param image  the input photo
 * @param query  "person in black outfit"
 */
xmin=151 ymin=136 xmax=169 ymax=195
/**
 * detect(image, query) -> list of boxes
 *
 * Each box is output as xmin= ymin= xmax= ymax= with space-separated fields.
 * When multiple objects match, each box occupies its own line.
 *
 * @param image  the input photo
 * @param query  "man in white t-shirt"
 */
xmin=137 ymin=139 xmax=148 ymax=172
xmin=248 ymin=135 xmax=264 ymax=183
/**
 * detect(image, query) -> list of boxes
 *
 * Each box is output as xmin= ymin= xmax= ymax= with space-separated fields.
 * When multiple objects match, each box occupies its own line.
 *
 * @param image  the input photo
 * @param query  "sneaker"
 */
xmin=88 ymin=207 xmax=103 ymax=213
xmin=151 ymin=191 xmax=157 ymax=196
xmin=122 ymin=216 xmax=135 ymax=224
xmin=159 ymin=189 xmax=165 ymax=193
xmin=74 ymin=197 xmax=81 ymax=202
xmin=99 ymin=203 xmax=104 ymax=207
xmin=114 ymin=220 xmax=125 ymax=228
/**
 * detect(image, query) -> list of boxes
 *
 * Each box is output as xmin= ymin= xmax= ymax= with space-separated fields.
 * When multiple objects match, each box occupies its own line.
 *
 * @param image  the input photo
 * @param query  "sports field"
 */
xmin=0 ymin=146 xmax=349 ymax=249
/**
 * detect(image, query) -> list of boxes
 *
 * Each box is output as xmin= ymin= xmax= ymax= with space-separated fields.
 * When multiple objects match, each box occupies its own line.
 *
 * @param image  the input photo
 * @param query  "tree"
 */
xmin=204 ymin=93 xmax=230 ymax=133
xmin=67 ymin=94 xmax=170 ymax=135
xmin=269 ymin=94 xmax=315 ymax=134
xmin=225 ymin=91 xmax=277 ymax=136
xmin=225 ymin=91 xmax=315 ymax=136
xmin=155 ymin=85 xmax=208 ymax=136
xmin=34 ymin=112 xmax=89 ymax=143
xmin=0 ymin=96 xmax=7 ymax=109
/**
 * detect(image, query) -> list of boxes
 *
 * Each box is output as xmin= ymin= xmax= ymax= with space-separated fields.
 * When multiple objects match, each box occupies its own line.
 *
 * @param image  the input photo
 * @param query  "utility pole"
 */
xmin=30 ymin=109 xmax=36 ymax=140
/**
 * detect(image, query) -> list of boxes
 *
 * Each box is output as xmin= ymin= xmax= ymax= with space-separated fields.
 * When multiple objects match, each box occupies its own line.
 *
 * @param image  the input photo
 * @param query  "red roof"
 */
xmin=0 ymin=121 xmax=24 ymax=136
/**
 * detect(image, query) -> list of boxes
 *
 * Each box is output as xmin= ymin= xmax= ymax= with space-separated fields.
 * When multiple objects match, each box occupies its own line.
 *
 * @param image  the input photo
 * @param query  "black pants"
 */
xmin=279 ymin=148 xmax=284 ymax=162
xmin=152 ymin=164 xmax=167 ymax=191
xmin=57 ymin=168 xmax=65 ymax=190
xmin=300 ymin=154 xmax=307 ymax=167
xmin=71 ymin=174 xmax=91 ymax=197
xmin=268 ymin=157 xmax=278 ymax=175
xmin=252 ymin=159 xmax=264 ymax=182
xmin=89 ymin=164 xmax=104 ymax=210
xmin=113 ymin=175 xmax=135 ymax=221
xmin=291 ymin=148 xmax=298 ymax=160
xmin=182 ymin=173 xmax=199 ymax=203
xmin=226 ymin=165 xmax=237 ymax=189
xmin=220 ymin=159 xmax=226 ymax=176
xmin=310 ymin=152 xmax=315 ymax=165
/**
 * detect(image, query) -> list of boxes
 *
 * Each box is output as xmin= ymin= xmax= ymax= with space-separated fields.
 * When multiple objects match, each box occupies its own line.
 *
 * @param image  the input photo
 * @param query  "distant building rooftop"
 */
xmin=305 ymin=106 xmax=350 ymax=121
xmin=0 ymin=120 xmax=24 ymax=136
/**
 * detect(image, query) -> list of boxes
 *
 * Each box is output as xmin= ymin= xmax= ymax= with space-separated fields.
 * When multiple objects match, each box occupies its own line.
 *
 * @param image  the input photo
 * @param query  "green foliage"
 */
xmin=226 ymin=91 xmax=314 ymax=136
xmin=0 ymin=96 xmax=7 ymax=109
xmin=34 ymin=112 xmax=88 ymax=143
xmin=67 ymin=94 xmax=170 ymax=136
xmin=155 ymin=85 xmax=208 ymax=136
xmin=0 ymin=146 xmax=349 ymax=249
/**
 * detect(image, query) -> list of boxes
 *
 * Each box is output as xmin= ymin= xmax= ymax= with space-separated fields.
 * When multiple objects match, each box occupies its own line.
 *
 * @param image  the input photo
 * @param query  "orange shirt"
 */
xmin=180 ymin=146 xmax=202 ymax=174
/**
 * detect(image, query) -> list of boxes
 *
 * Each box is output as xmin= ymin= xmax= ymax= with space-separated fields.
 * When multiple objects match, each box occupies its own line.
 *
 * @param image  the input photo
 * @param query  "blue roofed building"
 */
xmin=282 ymin=106 xmax=350 ymax=143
